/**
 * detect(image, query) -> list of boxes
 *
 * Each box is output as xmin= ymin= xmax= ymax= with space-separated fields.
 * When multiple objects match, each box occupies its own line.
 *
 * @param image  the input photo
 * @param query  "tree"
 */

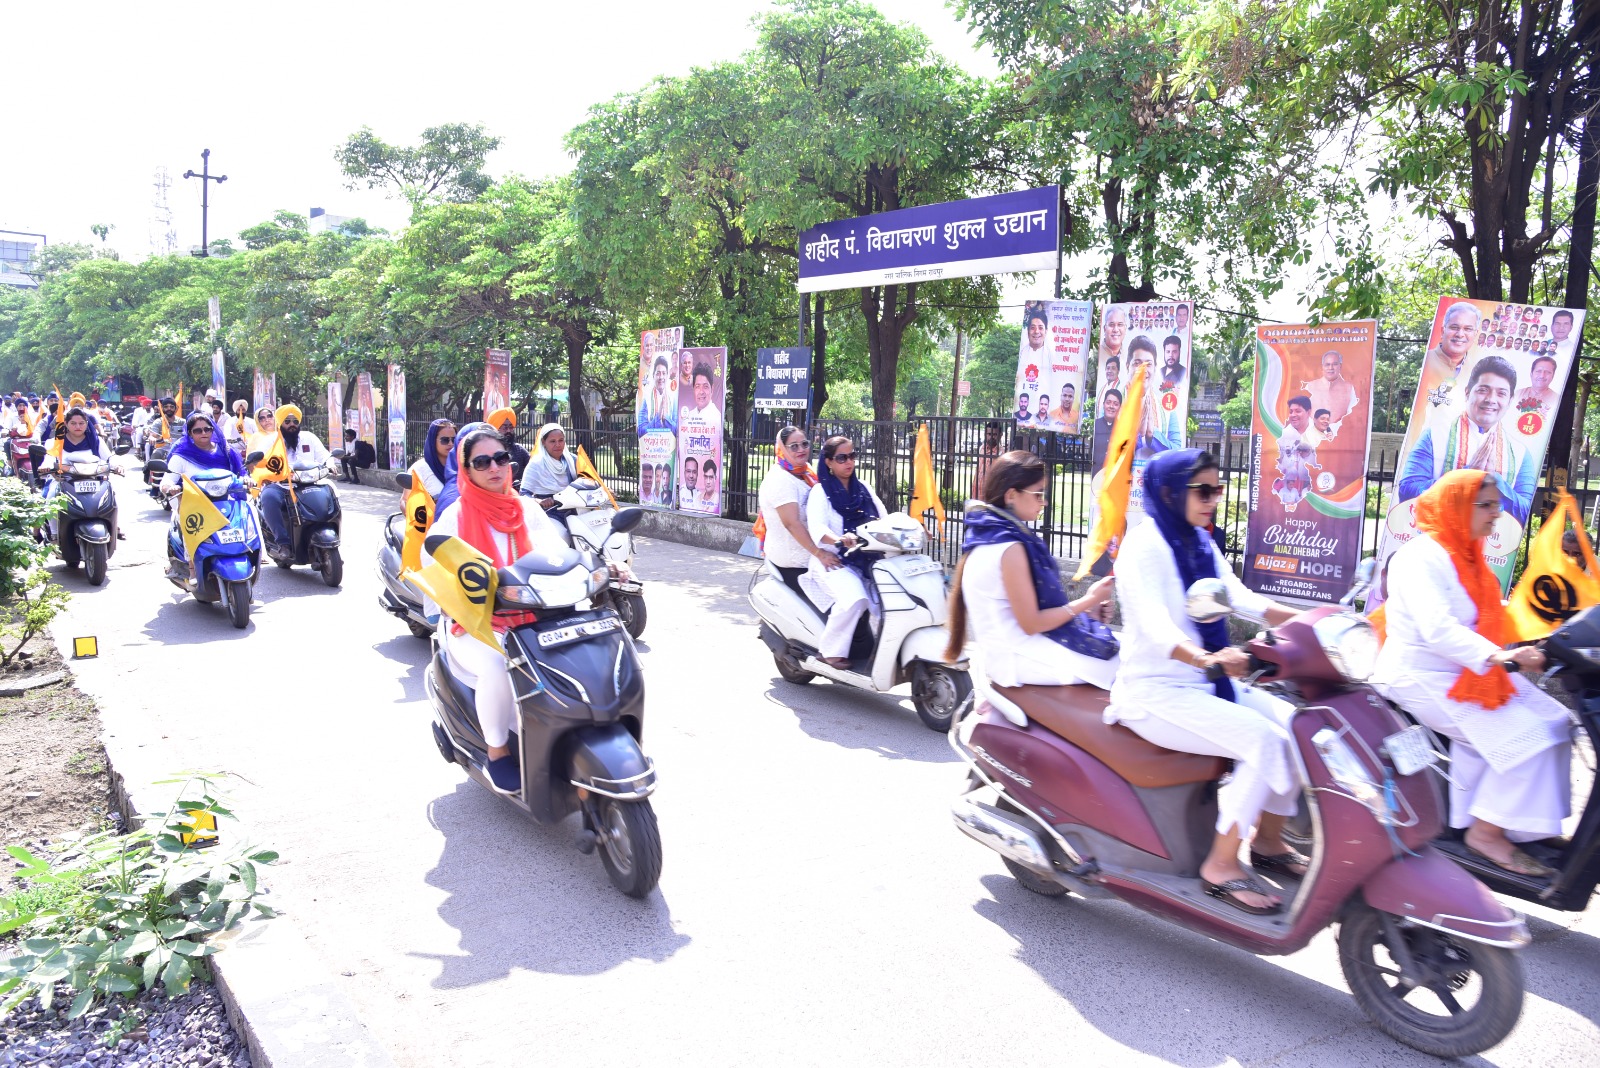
xmin=239 ymin=211 xmax=310 ymax=251
xmin=336 ymin=123 xmax=501 ymax=214
xmin=962 ymin=326 xmax=1023 ymax=418
xmin=88 ymin=223 xmax=114 ymax=245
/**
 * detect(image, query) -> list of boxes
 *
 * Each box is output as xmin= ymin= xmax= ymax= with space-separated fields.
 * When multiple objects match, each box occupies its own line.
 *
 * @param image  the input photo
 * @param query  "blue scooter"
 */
xmin=165 ymin=468 xmax=261 ymax=629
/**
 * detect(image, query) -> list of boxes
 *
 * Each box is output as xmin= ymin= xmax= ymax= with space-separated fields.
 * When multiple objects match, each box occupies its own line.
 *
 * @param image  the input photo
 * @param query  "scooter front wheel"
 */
xmin=83 ymin=541 xmax=107 ymax=587
xmin=224 ymin=579 xmax=251 ymax=629
xmin=1338 ymin=904 xmax=1523 ymax=1058
xmin=319 ymin=547 xmax=344 ymax=588
xmin=614 ymin=592 xmax=647 ymax=639
xmin=910 ymin=662 xmax=973 ymax=732
xmin=595 ymin=798 xmax=662 ymax=899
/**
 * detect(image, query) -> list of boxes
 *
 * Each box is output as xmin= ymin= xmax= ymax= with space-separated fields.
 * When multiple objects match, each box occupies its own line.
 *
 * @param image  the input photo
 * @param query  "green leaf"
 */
xmin=161 ymin=952 xmax=193 ymax=998
xmin=67 ymin=987 xmax=94 ymax=1019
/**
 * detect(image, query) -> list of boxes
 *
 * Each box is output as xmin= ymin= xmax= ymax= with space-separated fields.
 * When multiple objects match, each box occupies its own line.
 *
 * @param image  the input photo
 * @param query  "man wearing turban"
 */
xmin=256 ymin=403 xmax=331 ymax=547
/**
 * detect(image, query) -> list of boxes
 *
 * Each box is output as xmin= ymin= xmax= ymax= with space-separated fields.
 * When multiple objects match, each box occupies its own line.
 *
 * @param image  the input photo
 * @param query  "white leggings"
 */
xmin=1118 ymin=684 xmax=1299 ymax=837
xmin=443 ymin=629 xmax=516 ymax=748
xmin=815 ymin=565 xmax=873 ymax=659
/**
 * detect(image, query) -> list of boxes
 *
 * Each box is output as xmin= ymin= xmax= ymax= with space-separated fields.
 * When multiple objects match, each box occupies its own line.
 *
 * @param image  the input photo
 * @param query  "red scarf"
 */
xmin=1415 ymin=469 xmax=1513 ymax=710
xmin=455 ymin=466 xmax=532 ymax=567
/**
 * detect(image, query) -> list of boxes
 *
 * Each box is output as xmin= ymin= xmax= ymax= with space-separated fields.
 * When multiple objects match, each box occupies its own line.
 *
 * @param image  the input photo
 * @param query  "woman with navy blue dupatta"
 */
xmin=805 ymin=435 xmax=888 ymax=668
xmin=1107 ymin=448 xmax=1306 ymax=915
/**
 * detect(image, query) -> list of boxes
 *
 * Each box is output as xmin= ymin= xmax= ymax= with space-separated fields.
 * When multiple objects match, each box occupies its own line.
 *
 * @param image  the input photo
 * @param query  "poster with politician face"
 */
xmin=677 ymin=347 xmax=726 ymax=515
xmin=387 ymin=364 xmax=407 ymax=471
xmin=1089 ymin=300 xmax=1193 ymax=520
xmin=634 ymin=327 xmax=684 ymax=505
xmin=1013 ymin=299 xmax=1092 ymax=434
xmin=1380 ymin=296 xmax=1586 ymax=591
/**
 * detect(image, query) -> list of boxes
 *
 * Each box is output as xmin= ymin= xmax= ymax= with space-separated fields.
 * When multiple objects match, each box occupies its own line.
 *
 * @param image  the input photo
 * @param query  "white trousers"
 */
xmin=815 ymin=565 xmax=873 ymax=659
xmin=1380 ymin=675 xmax=1571 ymax=839
xmin=443 ymin=629 xmax=516 ymax=748
xmin=1117 ymin=683 xmax=1299 ymax=837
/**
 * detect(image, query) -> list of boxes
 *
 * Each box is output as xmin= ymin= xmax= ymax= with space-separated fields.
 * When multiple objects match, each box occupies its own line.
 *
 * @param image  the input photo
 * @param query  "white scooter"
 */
xmin=748 ymin=512 xmax=971 ymax=731
xmin=544 ymin=477 xmax=647 ymax=638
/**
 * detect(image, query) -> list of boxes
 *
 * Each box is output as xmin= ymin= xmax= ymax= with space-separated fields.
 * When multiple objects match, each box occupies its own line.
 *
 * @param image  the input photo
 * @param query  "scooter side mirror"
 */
xmin=394 ymin=472 xmax=413 ymax=491
xmin=609 ymin=506 xmax=645 ymax=535
xmin=1185 ymin=578 xmax=1233 ymax=624
xmin=115 ymin=444 xmax=132 ymax=455
xmin=330 ymin=448 xmax=347 ymax=459
xmin=245 ymin=451 xmax=265 ymax=466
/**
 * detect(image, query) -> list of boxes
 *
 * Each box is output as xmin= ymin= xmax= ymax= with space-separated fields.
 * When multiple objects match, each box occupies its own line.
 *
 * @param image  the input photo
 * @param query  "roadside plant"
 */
xmin=0 ymin=773 xmax=279 ymax=1018
xmin=0 ymin=480 xmax=64 ymax=600
xmin=0 ymin=565 xmax=72 ymax=670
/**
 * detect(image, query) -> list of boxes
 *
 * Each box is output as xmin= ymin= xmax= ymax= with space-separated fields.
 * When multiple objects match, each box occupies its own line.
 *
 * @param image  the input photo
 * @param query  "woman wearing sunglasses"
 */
xmin=1108 ymin=449 xmax=1306 ymax=914
xmin=420 ymin=425 xmax=568 ymax=794
xmin=805 ymin=435 xmax=887 ymax=668
xmin=409 ymin=419 xmax=457 ymax=499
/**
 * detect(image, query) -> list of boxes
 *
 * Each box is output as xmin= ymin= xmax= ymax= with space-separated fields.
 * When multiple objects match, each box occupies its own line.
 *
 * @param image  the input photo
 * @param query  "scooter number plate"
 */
xmin=901 ymin=559 xmax=941 ymax=578
xmin=73 ymin=480 xmax=100 ymax=493
xmin=613 ymin=581 xmax=642 ymax=594
xmin=536 ymin=616 xmax=621 ymax=648
xmin=215 ymin=528 xmax=247 ymax=545
xmin=1383 ymin=725 xmax=1437 ymax=777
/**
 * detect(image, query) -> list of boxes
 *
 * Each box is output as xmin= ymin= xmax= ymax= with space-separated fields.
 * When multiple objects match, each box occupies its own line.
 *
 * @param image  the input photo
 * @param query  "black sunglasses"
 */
xmin=438 ymin=435 xmax=456 ymax=445
xmin=1187 ymin=482 xmax=1223 ymax=502
xmin=830 ymin=451 xmax=857 ymax=463
xmin=468 ymin=451 xmax=513 ymax=471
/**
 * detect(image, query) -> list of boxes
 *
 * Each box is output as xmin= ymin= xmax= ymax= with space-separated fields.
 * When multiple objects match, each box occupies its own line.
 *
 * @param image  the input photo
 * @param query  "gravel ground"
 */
xmin=0 ymin=976 xmax=250 ymax=1068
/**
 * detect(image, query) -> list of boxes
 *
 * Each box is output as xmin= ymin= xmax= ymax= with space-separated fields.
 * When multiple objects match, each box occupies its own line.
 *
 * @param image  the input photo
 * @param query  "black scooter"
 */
xmin=143 ymin=442 xmax=173 ymax=511
xmin=418 ymin=513 xmax=662 ymax=898
xmin=246 ymin=449 xmax=345 ymax=587
xmin=377 ymin=472 xmax=432 ymax=638
xmin=30 ymin=445 xmax=118 ymax=586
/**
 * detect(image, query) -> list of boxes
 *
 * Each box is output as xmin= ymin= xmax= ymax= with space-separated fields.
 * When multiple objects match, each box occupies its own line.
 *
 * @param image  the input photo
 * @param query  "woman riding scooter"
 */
xmin=806 ymin=435 xmax=887 ymax=669
xmin=519 ymin=422 xmax=577 ymax=512
xmin=1109 ymin=448 xmax=1306 ymax=913
xmin=408 ymin=419 xmax=456 ymax=499
xmin=420 ymin=424 xmax=569 ymax=794
xmin=1372 ymin=470 xmax=1570 ymax=877
xmin=160 ymin=412 xmax=246 ymax=579
xmin=945 ymin=450 xmax=1118 ymax=690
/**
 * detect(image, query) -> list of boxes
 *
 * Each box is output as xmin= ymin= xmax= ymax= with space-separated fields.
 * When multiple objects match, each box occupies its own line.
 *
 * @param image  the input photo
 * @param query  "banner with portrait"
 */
xmin=1089 ymin=300 xmax=1194 ymax=521
xmin=97 ymin=375 xmax=121 ymax=403
xmin=634 ymin=326 xmax=684 ymax=506
xmin=676 ymin=346 xmax=726 ymax=516
xmin=1012 ymin=299 xmax=1092 ymax=435
xmin=482 ymin=348 xmax=511 ymax=418
xmin=387 ymin=363 xmax=407 ymax=471
xmin=253 ymin=370 xmax=277 ymax=414
xmin=1379 ymin=296 xmax=1586 ymax=591
xmin=326 ymin=380 xmax=343 ymax=450
xmin=1243 ymin=321 xmax=1377 ymax=601
xmin=356 ymin=372 xmax=376 ymax=448
xmin=211 ymin=348 xmax=226 ymax=400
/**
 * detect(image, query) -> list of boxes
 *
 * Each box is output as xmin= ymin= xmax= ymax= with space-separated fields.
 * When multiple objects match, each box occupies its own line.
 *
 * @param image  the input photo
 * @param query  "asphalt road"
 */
xmin=46 ymin=471 xmax=1600 ymax=1067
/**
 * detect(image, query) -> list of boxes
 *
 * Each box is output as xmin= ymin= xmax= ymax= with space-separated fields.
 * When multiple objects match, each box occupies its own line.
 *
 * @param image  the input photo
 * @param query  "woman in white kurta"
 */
xmin=805 ymin=435 xmax=888 ymax=667
xmin=945 ymin=450 xmax=1118 ymax=690
xmin=1372 ymin=469 xmax=1569 ymax=877
xmin=1109 ymin=449 xmax=1305 ymax=914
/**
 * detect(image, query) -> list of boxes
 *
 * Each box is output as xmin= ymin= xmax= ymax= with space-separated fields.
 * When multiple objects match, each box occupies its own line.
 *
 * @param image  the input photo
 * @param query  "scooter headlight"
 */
xmin=497 ymin=584 xmax=543 ymax=608
xmin=200 ymin=478 xmax=232 ymax=499
xmin=1312 ymin=613 xmax=1379 ymax=682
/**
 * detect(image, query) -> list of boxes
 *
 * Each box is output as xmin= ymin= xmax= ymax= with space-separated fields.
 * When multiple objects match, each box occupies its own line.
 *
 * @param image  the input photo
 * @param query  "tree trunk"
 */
xmin=811 ymin=294 xmax=828 ymax=419
xmin=1553 ymin=111 xmax=1599 ymax=484
xmin=560 ymin=321 xmax=592 ymax=451
xmin=862 ymin=281 xmax=917 ymax=508
xmin=726 ymin=355 xmax=753 ymax=521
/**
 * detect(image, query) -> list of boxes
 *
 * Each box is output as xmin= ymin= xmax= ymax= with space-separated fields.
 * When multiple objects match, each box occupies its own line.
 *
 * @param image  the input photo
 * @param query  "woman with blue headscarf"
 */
xmin=805 ymin=434 xmax=887 ymax=668
xmin=408 ymin=419 xmax=456 ymax=498
xmin=1108 ymin=449 xmax=1303 ymax=915
xmin=159 ymin=410 xmax=244 ymax=495
xmin=432 ymin=420 xmax=487 ymax=515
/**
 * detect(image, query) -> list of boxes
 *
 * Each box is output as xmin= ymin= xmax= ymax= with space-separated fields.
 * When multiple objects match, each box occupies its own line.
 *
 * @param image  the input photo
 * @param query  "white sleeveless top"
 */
xmin=963 ymin=542 xmax=1117 ymax=689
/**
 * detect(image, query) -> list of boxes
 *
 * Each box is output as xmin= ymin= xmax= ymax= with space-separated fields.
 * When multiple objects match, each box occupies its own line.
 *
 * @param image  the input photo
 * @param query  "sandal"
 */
xmin=1464 ymin=843 xmax=1555 ymax=879
xmin=1202 ymin=876 xmax=1281 ymax=915
xmin=1250 ymin=849 xmax=1310 ymax=878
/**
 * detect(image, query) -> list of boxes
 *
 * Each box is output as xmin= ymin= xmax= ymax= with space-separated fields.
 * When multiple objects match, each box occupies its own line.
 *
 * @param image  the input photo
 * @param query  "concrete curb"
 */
xmin=79 ymin=655 xmax=399 ymax=1068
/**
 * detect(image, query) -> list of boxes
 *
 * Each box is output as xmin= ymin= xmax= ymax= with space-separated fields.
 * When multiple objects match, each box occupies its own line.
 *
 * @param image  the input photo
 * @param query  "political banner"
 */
xmin=1013 ymin=298 xmax=1092 ymax=435
xmin=1379 ymin=296 xmax=1586 ymax=591
xmin=482 ymin=348 xmax=511 ymax=418
xmin=211 ymin=347 xmax=226 ymax=399
xmin=1089 ymin=300 xmax=1194 ymax=520
xmin=97 ymin=375 xmax=121 ymax=403
xmin=252 ymin=369 xmax=277 ymax=414
xmin=356 ymin=372 xmax=376 ymax=448
xmin=799 ymin=186 xmax=1059 ymax=293
xmin=677 ymin=347 xmax=726 ymax=515
xmin=327 ymin=380 xmax=343 ymax=450
xmin=1243 ymin=321 xmax=1377 ymax=602
xmin=387 ymin=363 xmax=407 ymax=471
xmin=635 ymin=326 xmax=684 ymax=505
xmin=755 ymin=347 xmax=811 ymax=412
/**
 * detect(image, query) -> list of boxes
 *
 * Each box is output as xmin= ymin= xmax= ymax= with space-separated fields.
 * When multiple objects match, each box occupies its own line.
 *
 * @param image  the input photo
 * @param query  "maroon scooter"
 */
xmin=950 ymin=577 xmax=1527 ymax=1058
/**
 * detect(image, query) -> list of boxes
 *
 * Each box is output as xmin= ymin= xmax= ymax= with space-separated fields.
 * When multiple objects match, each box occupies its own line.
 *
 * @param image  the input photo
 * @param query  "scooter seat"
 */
xmin=994 ymin=684 xmax=1229 ymax=788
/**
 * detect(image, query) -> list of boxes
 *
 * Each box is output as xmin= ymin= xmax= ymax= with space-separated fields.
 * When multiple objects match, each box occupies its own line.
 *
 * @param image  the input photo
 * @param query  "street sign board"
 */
xmin=957 ymin=380 xmax=971 ymax=397
xmin=755 ymin=347 xmax=811 ymax=411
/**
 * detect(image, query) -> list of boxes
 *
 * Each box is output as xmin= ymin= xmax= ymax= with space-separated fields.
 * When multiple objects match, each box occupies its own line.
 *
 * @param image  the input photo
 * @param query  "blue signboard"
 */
xmin=798 ymin=187 xmax=1060 ymax=293
xmin=755 ymin=347 xmax=811 ymax=411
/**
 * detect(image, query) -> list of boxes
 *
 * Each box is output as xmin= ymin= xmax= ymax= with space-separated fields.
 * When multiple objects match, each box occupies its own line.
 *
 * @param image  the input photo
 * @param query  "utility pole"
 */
xmin=183 ymin=149 xmax=228 ymax=257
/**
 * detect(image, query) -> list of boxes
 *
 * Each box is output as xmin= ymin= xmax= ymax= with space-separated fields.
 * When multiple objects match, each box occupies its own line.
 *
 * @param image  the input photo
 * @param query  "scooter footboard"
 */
xmin=1361 ymin=846 xmax=1529 ymax=948
xmin=567 ymin=724 xmax=656 ymax=801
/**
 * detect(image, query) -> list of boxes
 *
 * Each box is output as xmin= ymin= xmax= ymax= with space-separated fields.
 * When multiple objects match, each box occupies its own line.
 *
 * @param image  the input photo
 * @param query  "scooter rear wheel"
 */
xmin=1338 ymin=904 xmax=1523 ymax=1058
xmin=596 ymin=798 xmax=662 ymax=899
xmin=408 ymin=619 xmax=434 ymax=640
xmin=774 ymin=651 xmax=815 ymax=685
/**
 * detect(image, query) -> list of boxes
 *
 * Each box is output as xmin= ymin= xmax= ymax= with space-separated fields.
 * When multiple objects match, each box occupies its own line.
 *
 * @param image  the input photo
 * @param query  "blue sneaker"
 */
xmin=486 ymin=755 xmax=521 ymax=794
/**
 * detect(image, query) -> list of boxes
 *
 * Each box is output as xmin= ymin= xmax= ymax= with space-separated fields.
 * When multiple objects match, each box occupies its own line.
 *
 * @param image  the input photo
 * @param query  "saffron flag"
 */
xmin=178 ymin=477 xmax=230 ymax=561
xmin=908 ymin=422 xmax=946 ymax=527
xmin=574 ymin=445 xmax=617 ymax=508
xmin=1076 ymin=363 xmax=1147 ymax=579
xmin=403 ymin=535 xmax=501 ymax=652
xmin=1506 ymin=491 xmax=1600 ymax=641
xmin=400 ymin=483 xmax=436 ymax=574
xmin=175 ymin=384 xmax=184 ymax=419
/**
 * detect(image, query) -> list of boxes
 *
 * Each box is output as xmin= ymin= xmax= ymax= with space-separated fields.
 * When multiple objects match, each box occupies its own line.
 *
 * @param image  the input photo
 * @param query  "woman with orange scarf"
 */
xmin=420 ymin=424 xmax=568 ymax=794
xmin=1372 ymin=470 xmax=1571 ymax=877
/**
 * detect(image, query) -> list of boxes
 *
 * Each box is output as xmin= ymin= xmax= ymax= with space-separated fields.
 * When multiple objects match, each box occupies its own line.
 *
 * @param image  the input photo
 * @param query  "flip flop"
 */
xmin=1202 ymin=876 xmax=1282 ymax=915
xmin=1465 ymin=843 xmax=1555 ymax=879
xmin=1250 ymin=849 xmax=1311 ymax=878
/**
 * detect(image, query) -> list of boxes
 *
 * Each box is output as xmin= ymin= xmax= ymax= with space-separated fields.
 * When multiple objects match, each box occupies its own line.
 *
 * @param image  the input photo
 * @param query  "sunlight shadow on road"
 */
xmin=761 ymin=682 xmax=956 ymax=763
xmin=140 ymin=595 xmax=254 ymax=644
xmin=415 ymin=782 xmax=689 ymax=989
xmin=370 ymin=633 xmax=429 ymax=704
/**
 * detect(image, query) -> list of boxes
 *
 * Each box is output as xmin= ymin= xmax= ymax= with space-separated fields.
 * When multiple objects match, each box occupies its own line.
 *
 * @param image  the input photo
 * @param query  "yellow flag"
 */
xmin=1507 ymin=491 xmax=1600 ymax=640
xmin=1075 ymin=363 xmax=1148 ymax=579
xmin=908 ymin=422 xmax=945 ymax=526
xmin=574 ymin=445 xmax=617 ymax=508
xmin=47 ymin=383 xmax=67 ymax=460
xmin=175 ymin=384 xmax=184 ymax=419
xmin=178 ymin=477 xmax=230 ymax=560
xmin=255 ymin=432 xmax=290 ymax=482
xmin=403 ymin=536 xmax=501 ymax=651
xmin=400 ymin=482 xmax=436 ymax=574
